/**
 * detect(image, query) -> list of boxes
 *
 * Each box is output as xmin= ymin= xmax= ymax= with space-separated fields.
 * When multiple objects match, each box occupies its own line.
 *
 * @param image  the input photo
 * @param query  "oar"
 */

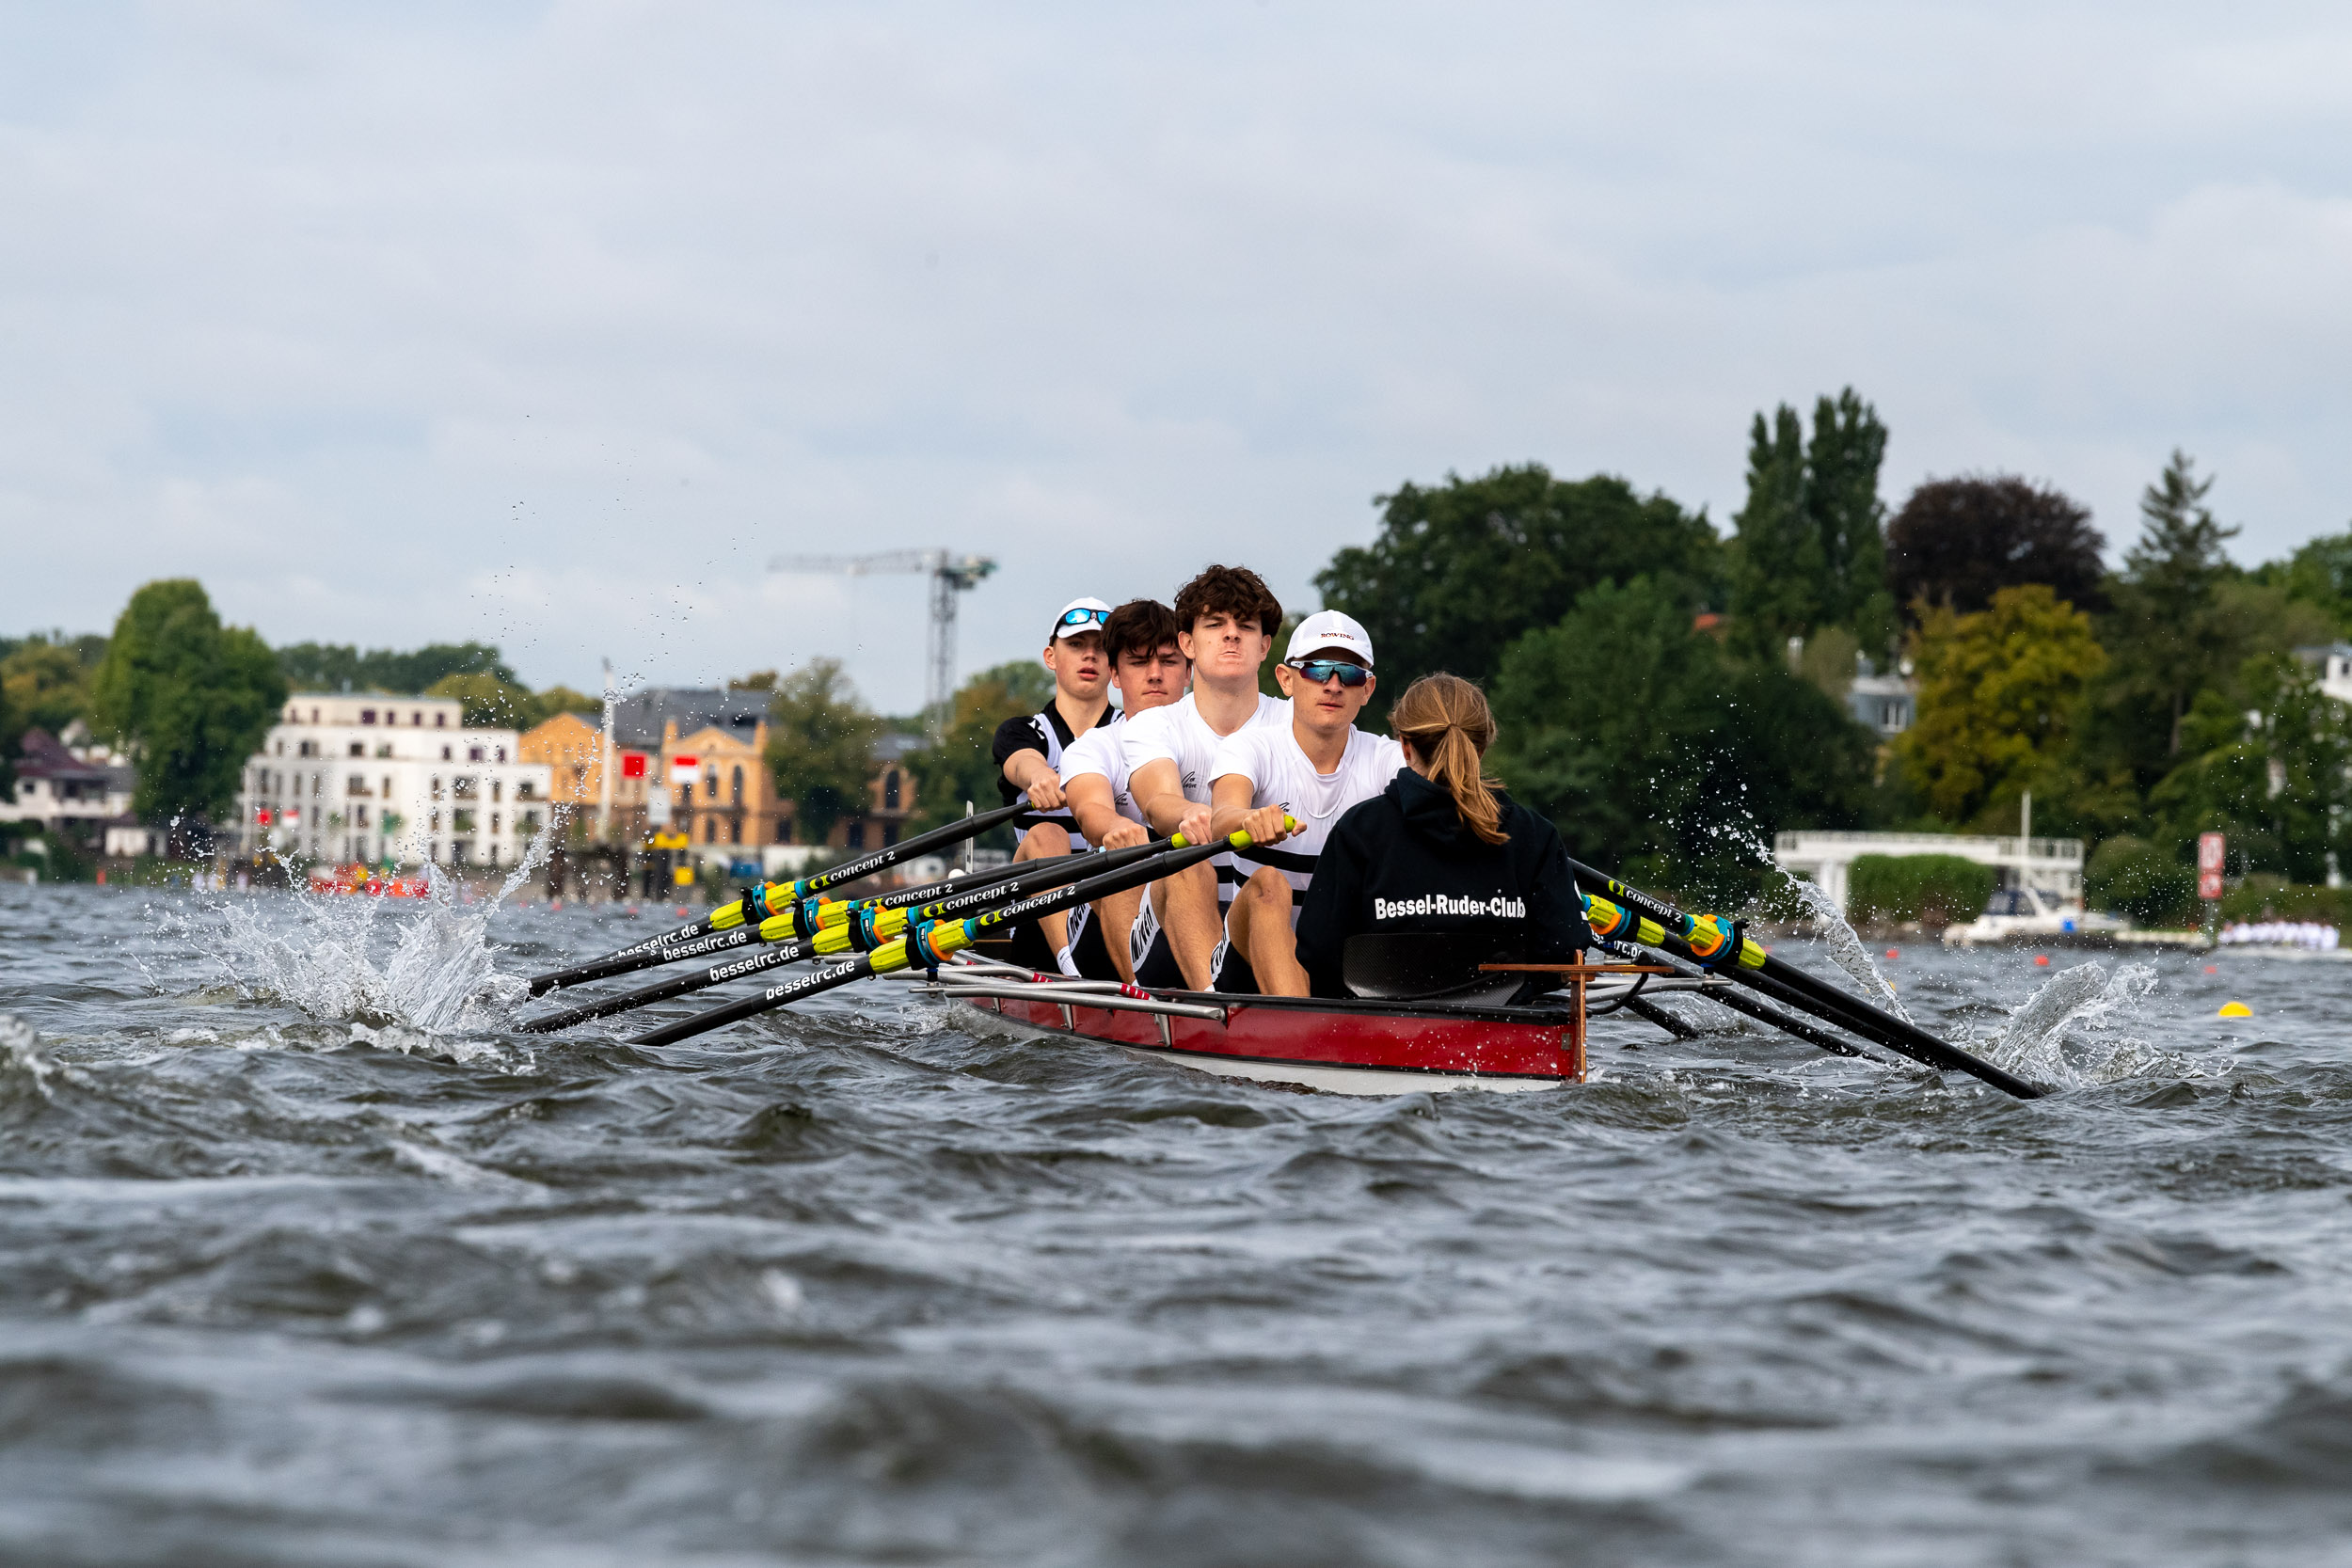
xmin=1567 ymin=859 xmax=2045 ymax=1099
xmin=524 ymin=843 xmax=1068 ymax=999
xmin=516 ymin=837 xmax=1184 ymax=1034
xmin=526 ymin=799 xmax=1031 ymax=996
xmin=630 ymin=822 xmax=1289 ymax=1049
xmin=1615 ymin=946 xmax=1879 ymax=1060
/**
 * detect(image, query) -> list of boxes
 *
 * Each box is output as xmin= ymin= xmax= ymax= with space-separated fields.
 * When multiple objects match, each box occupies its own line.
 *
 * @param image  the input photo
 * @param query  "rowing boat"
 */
xmin=897 ymin=954 xmax=1713 ymax=1095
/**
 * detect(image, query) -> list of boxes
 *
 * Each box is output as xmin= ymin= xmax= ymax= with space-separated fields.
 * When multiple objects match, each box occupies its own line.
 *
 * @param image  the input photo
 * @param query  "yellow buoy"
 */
xmin=2217 ymin=1001 xmax=2252 ymax=1018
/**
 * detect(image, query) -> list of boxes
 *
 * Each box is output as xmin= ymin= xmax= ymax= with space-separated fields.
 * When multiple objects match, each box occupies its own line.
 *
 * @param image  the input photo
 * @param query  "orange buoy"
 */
xmin=2034 ymin=954 xmax=2050 ymax=966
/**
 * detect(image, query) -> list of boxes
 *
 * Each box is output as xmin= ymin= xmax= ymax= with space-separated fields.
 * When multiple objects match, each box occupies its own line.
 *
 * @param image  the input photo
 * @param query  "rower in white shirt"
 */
xmin=1206 ymin=610 xmax=1404 ymax=996
xmin=1057 ymin=598 xmax=1190 ymax=985
xmin=1121 ymin=564 xmax=1290 ymax=990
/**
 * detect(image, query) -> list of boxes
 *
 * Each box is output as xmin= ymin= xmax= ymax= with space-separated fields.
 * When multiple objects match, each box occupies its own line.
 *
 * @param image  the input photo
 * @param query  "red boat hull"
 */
xmin=961 ymin=988 xmax=1583 ymax=1095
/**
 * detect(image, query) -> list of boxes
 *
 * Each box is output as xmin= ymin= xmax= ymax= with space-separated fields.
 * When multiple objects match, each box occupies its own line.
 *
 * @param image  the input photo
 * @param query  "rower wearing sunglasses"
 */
xmin=993 ymin=595 xmax=1118 ymax=976
xmin=1204 ymin=610 xmax=1405 ymax=995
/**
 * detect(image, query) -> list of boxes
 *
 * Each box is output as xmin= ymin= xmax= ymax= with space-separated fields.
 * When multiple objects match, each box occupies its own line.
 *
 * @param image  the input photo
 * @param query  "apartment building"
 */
xmin=233 ymin=693 xmax=553 ymax=868
xmin=516 ymin=709 xmax=655 ymax=841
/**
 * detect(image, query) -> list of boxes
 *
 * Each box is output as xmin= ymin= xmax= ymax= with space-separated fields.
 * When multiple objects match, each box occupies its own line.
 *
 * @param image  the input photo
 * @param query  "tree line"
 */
xmin=20 ymin=401 xmax=2352 ymax=910
xmin=0 ymin=587 xmax=605 ymax=855
xmin=1314 ymin=401 xmax=2352 ymax=918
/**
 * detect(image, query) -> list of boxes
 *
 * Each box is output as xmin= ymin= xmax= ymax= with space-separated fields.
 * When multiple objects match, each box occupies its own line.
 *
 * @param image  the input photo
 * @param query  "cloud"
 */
xmin=1 ymin=1 xmax=2348 ymax=705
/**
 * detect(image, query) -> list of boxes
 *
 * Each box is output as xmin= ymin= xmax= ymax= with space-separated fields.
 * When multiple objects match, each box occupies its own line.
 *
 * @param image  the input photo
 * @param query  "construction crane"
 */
xmin=768 ymin=548 xmax=998 ymax=736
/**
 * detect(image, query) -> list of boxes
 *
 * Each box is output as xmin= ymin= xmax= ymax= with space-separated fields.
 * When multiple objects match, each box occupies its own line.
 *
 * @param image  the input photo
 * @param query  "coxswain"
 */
xmin=1294 ymin=673 xmax=1587 ymax=999
xmin=1057 ymin=598 xmax=1191 ymax=984
xmin=1122 ymin=565 xmax=1289 ymax=990
xmin=993 ymin=595 xmax=1116 ymax=975
xmin=1204 ymin=610 xmax=1402 ymax=994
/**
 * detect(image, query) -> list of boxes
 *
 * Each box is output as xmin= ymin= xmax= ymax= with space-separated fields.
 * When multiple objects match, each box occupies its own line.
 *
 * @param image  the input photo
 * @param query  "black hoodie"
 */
xmin=1294 ymin=768 xmax=1587 ymax=999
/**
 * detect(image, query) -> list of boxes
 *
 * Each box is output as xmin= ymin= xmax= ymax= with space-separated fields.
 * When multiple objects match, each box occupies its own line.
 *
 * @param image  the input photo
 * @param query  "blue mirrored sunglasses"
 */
xmin=1055 ymin=607 xmax=1110 ymax=630
xmin=1288 ymin=657 xmax=1370 ymax=687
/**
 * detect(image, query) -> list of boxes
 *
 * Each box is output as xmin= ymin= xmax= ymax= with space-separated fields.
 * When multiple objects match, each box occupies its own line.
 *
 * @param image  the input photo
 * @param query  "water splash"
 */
xmin=190 ymin=831 xmax=551 ymax=1036
xmin=1778 ymin=874 xmax=1914 ymax=1024
xmin=0 ymin=1012 xmax=76 ymax=1101
xmin=1978 ymin=961 xmax=2217 ymax=1086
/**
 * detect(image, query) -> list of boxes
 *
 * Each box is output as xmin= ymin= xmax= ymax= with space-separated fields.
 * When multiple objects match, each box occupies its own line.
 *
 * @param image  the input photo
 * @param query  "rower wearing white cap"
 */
xmin=1204 ymin=609 xmax=1405 ymax=995
xmin=993 ymin=595 xmax=1117 ymax=976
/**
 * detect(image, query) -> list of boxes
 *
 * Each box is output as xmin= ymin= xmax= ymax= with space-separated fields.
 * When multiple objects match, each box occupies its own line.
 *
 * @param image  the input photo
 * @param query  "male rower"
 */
xmin=1122 ymin=565 xmax=1289 ymax=990
xmin=994 ymin=595 xmax=1116 ymax=976
xmin=1206 ymin=610 xmax=1404 ymax=995
xmin=1058 ymin=598 xmax=1191 ymax=983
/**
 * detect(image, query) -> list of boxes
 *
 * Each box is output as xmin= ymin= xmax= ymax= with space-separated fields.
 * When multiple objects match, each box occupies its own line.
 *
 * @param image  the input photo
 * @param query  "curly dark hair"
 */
xmin=1103 ymin=598 xmax=1182 ymax=664
xmin=1173 ymin=565 xmax=1281 ymax=639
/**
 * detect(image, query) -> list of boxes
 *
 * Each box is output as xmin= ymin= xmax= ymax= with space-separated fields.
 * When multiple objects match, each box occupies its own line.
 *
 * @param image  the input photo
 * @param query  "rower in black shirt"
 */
xmin=991 ymin=595 xmax=1119 ymax=975
xmin=1295 ymin=673 xmax=1588 ymax=1000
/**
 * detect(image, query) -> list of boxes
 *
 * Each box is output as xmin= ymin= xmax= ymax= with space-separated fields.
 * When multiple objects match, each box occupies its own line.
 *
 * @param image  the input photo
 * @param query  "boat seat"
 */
xmin=1343 ymin=933 xmax=1531 ymax=1006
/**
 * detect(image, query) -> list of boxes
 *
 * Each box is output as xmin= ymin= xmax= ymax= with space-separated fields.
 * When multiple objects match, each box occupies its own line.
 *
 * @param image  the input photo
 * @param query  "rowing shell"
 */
xmin=895 ymin=956 xmax=1703 ymax=1095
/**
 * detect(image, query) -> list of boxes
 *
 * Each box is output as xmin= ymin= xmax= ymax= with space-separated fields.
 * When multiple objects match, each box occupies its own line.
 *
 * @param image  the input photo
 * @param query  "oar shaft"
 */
xmin=527 ymin=820 xmax=1097 ymax=1001
xmin=526 ymin=799 xmax=1031 ymax=995
xmin=1627 ymin=950 xmax=1872 ymax=1058
xmin=1566 ymin=857 xmax=2044 ymax=1100
xmin=520 ymin=840 xmax=1179 ymax=1033
xmin=631 ymin=957 xmax=875 ymax=1048
xmin=518 ymin=938 xmax=818 ymax=1033
xmin=797 ymin=799 xmax=1033 ymax=898
xmin=628 ymin=828 xmax=1262 ymax=1048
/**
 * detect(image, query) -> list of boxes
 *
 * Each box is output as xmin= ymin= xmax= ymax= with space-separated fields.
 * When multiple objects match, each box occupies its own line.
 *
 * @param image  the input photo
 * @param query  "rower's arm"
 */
xmin=1001 ymin=748 xmax=1064 ymax=810
xmin=1210 ymin=773 xmax=1291 ymax=846
xmin=1132 ymin=758 xmax=1207 ymax=844
xmin=1065 ymin=772 xmax=1145 ymax=848
xmin=1207 ymin=774 xmax=1254 ymax=840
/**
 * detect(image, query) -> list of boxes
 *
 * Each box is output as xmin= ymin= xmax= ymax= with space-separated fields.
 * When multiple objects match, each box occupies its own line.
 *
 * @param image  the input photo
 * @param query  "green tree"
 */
xmin=1727 ymin=388 xmax=1894 ymax=659
xmin=898 ymin=660 xmax=1056 ymax=838
xmin=1489 ymin=577 xmax=1875 ymax=902
xmin=424 ymin=673 xmax=538 ymax=727
xmin=2147 ymin=656 xmax=2352 ymax=883
xmin=1846 ymin=854 xmax=1997 ymax=927
xmin=524 ymin=686 xmax=600 ymax=728
xmin=1893 ymin=585 xmax=2106 ymax=827
xmin=278 ymin=640 xmax=516 ymax=693
xmin=765 ymin=658 xmax=885 ymax=844
xmin=1312 ymin=464 xmax=1722 ymax=724
xmin=89 ymin=580 xmax=286 ymax=846
xmin=2104 ymin=450 xmax=2242 ymax=759
xmin=1 ymin=635 xmax=102 ymax=735
xmin=2251 ymin=526 xmax=2352 ymax=636
xmin=2083 ymin=836 xmax=2198 ymax=926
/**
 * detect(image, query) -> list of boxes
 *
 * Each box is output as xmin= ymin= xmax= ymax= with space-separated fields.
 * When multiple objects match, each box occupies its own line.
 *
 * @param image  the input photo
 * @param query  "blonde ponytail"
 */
xmin=1391 ymin=673 xmax=1506 ymax=846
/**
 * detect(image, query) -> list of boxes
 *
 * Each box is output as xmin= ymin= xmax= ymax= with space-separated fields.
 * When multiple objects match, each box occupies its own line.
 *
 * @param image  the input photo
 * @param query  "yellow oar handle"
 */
xmin=1170 ymin=815 xmax=1297 ymax=851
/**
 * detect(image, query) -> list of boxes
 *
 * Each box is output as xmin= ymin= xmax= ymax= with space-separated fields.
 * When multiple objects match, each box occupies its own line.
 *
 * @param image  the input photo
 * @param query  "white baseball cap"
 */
xmin=1051 ymin=596 xmax=1114 ymax=641
xmin=1285 ymin=609 xmax=1375 ymax=668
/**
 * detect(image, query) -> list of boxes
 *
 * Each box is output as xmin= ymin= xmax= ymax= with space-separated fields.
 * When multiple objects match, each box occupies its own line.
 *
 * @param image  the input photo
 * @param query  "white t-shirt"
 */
xmin=1120 ymin=690 xmax=1289 ymax=903
xmin=1209 ymin=723 xmax=1406 ymax=924
xmin=1057 ymin=712 xmax=1140 ymax=826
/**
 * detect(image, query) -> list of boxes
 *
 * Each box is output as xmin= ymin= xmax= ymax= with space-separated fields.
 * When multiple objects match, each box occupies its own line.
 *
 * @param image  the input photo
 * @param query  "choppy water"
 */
xmin=6 ymin=881 xmax=2352 ymax=1565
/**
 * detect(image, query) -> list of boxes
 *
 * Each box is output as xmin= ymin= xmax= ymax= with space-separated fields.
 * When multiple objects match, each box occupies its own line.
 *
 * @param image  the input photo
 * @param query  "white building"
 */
xmin=1773 ymin=830 xmax=2085 ymax=915
xmin=232 ymin=693 xmax=552 ymax=869
xmin=2296 ymin=644 xmax=2352 ymax=705
xmin=1846 ymin=664 xmax=1915 ymax=736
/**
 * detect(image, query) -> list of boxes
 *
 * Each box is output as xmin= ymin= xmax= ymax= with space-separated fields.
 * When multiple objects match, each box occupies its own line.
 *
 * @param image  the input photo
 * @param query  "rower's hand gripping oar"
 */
xmin=524 ymin=799 xmax=1032 ymax=996
xmin=629 ymin=820 xmax=1293 ymax=1048
xmin=516 ymin=836 xmax=1186 ymax=1034
xmin=1568 ymin=859 xmax=2046 ymax=1099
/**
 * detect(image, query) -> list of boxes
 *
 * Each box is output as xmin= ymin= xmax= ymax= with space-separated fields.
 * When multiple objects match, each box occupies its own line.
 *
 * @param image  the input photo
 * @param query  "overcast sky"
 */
xmin=4 ymin=2 xmax=2349 ymax=712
